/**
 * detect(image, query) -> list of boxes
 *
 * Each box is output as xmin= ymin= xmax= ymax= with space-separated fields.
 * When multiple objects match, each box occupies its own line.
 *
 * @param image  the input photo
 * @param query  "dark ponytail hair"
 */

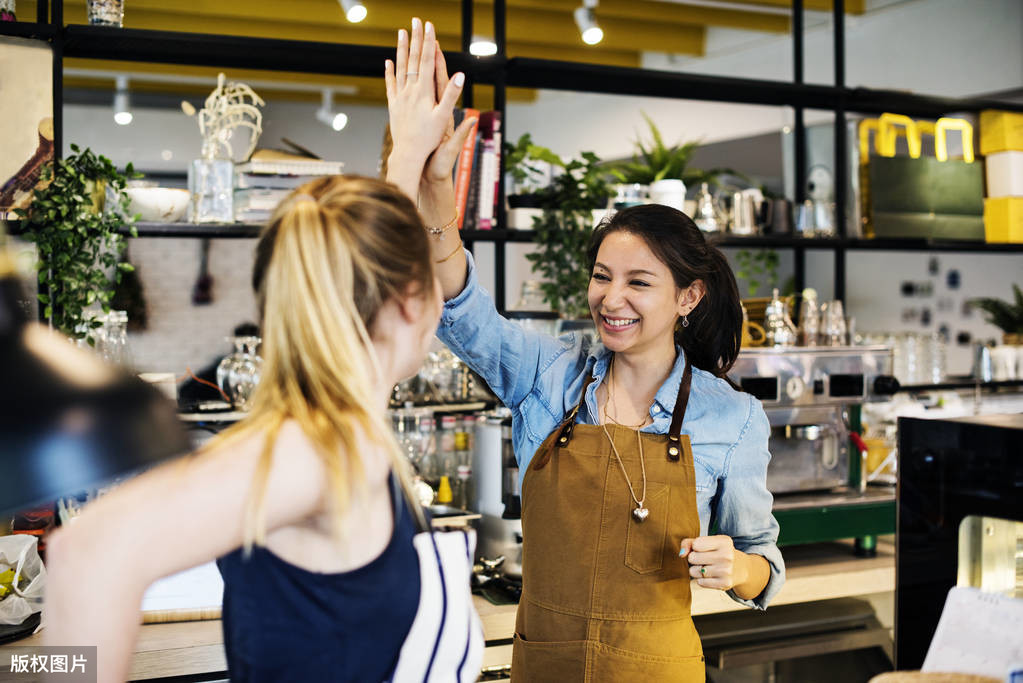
xmin=586 ymin=204 xmax=742 ymax=380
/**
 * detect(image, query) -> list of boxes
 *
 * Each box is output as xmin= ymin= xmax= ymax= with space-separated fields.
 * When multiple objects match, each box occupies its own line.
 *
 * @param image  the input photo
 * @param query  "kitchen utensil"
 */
xmin=730 ymin=190 xmax=759 ymax=235
xmin=191 ymin=238 xmax=214 ymax=305
xmin=760 ymin=198 xmax=794 ymax=234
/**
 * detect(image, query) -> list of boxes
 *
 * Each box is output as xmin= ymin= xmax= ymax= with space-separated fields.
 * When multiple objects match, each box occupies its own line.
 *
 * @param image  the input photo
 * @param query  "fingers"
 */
xmin=396 ymin=29 xmax=409 ymax=89
xmin=434 ymin=43 xmax=450 ymax=104
xmin=678 ymin=538 xmax=694 ymax=558
xmin=384 ymin=59 xmax=396 ymax=103
xmin=451 ymin=115 xmax=477 ymax=148
xmin=437 ymin=71 xmax=466 ymax=114
xmin=407 ymin=17 xmax=424 ymax=85
xmin=420 ymin=20 xmax=437 ymax=90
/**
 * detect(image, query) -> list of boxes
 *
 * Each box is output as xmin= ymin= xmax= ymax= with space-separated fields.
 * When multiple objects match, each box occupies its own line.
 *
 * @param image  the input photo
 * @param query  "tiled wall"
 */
xmin=126 ymin=237 xmax=259 ymax=374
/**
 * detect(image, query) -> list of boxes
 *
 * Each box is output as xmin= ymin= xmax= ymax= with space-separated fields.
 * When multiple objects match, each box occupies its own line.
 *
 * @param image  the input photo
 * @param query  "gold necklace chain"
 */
xmin=601 ymin=357 xmax=648 ymax=515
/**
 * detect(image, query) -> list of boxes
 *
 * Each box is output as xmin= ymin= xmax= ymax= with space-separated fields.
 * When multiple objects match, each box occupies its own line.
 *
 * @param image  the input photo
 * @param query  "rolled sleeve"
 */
xmin=716 ymin=396 xmax=785 ymax=610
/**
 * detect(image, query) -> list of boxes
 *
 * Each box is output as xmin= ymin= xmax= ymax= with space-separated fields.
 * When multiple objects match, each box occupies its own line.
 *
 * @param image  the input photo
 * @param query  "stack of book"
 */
xmin=453 ymin=110 xmax=501 ymax=231
xmin=233 ymin=158 xmax=345 ymax=224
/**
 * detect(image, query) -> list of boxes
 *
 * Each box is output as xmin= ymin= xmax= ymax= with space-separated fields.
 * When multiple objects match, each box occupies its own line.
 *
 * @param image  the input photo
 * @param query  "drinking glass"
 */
xmin=819 ymin=300 xmax=847 ymax=346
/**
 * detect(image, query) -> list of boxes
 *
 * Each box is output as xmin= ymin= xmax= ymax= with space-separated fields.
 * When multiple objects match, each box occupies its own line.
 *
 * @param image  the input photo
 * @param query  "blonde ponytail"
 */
xmin=209 ymin=176 xmax=434 ymax=550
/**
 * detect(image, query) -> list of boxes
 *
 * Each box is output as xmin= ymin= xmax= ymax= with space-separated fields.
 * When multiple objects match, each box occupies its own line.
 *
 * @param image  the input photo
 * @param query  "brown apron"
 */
xmin=512 ymin=360 xmax=705 ymax=682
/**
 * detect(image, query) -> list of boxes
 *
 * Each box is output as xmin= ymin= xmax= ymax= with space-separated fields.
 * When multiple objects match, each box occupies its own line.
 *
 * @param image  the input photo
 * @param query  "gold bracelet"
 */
xmin=435 ymin=240 xmax=464 ymax=264
xmin=427 ymin=214 xmax=458 ymax=238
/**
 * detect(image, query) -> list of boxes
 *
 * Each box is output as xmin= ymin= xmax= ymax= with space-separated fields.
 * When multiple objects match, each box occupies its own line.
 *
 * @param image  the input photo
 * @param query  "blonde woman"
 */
xmin=43 ymin=176 xmax=483 ymax=681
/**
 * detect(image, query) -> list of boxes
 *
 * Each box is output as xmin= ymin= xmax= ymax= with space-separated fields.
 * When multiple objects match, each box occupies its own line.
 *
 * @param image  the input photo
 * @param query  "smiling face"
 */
xmin=588 ymin=230 xmax=702 ymax=356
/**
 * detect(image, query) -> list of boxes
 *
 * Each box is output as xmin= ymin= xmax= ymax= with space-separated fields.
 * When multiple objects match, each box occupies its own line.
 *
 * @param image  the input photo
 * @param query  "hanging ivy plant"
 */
xmin=14 ymin=144 xmax=138 ymax=342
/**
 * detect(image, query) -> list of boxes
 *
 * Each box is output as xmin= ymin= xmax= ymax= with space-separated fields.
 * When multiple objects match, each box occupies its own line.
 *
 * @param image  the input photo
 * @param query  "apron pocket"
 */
xmin=591 ymin=641 xmax=704 ymax=683
xmin=512 ymin=633 xmax=588 ymax=683
xmin=624 ymin=482 xmax=670 ymax=574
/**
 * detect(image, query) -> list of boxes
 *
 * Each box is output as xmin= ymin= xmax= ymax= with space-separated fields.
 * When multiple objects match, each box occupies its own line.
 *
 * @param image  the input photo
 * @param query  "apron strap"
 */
xmin=666 ymin=359 xmax=693 ymax=462
xmin=532 ymin=372 xmax=597 ymax=471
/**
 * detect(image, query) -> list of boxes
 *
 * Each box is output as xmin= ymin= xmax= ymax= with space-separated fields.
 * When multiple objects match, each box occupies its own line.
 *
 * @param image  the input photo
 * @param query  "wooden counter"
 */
xmin=2 ymin=540 xmax=894 ymax=681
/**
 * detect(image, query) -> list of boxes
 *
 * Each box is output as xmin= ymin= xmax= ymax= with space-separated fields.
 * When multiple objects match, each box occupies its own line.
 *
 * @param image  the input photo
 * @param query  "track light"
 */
xmin=469 ymin=36 xmax=497 ymax=56
xmin=339 ymin=0 xmax=366 ymax=23
xmin=574 ymin=1 xmax=603 ymax=46
xmin=113 ymin=75 xmax=133 ymax=126
xmin=316 ymin=89 xmax=348 ymax=132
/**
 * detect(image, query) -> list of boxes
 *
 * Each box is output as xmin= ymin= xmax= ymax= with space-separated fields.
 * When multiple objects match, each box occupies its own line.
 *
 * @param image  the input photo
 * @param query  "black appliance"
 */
xmin=895 ymin=413 xmax=1023 ymax=669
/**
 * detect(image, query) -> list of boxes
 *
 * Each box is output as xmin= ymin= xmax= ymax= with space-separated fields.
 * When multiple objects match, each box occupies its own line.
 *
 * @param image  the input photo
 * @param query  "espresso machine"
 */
xmin=727 ymin=346 xmax=899 ymax=495
xmin=472 ymin=407 xmax=523 ymax=580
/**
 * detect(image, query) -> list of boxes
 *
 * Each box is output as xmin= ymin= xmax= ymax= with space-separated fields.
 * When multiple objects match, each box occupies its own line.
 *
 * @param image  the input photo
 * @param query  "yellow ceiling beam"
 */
xmin=61 ymin=0 xmax=704 ymax=56
xmin=490 ymin=0 xmax=790 ymax=33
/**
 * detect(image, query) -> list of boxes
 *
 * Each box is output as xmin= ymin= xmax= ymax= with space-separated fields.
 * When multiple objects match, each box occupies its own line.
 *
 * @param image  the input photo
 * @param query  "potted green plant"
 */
xmin=972 ymin=284 xmax=1023 ymax=345
xmin=14 ymin=144 xmax=138 ymax=342
xmin=524 ymin=146 xmax=611 ymax=318
xmin=609 ymin=113 xmax=700 ymax=211
xmin=504 ymin=133 xmax=561 ymax=209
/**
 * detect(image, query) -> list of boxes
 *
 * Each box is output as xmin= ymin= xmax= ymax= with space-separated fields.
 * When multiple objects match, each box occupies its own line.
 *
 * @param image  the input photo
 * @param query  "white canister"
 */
xmin=649 ymin=179 xmax=686 ymax=213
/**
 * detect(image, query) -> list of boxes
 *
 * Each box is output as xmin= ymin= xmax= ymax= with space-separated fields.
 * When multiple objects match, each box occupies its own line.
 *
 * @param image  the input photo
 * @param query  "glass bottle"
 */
xmin=451 ymin=429 xmax=474 ymax=511
xmin=228 ymin=336 xmax=262 ymax=411
xmin=797 ymin=288 xmax=820 ymax=347
xmin=764 ymin=289 xmax=797 ymax=347
xmin=416 ymin=415 xmax=440 ymax=492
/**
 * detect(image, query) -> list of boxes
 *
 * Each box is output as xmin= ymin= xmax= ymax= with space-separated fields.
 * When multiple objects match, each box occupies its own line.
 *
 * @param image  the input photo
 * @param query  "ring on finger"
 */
xmin=700 ymin=566 xmax=706 ymax=576
xmin=406 ymin=71 xmax=419 ymax=77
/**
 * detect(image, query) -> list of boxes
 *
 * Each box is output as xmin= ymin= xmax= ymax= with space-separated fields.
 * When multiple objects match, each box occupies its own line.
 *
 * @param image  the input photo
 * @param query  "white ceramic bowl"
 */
xmin=124 ymin=187 xmax=190 ymax=222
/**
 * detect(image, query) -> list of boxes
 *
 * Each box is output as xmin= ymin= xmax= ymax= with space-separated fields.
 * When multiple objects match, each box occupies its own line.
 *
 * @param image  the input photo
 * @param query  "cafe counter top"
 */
xmin=1 ymin=539 xmax=894 ymax=680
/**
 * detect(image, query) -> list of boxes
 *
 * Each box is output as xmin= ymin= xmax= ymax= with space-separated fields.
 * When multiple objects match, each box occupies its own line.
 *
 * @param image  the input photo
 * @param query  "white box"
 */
xmin=985 ymin=150 xmax=1023 ymax=197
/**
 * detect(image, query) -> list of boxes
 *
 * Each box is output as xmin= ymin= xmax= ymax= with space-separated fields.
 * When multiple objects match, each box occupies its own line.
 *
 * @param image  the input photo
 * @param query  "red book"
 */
xmin=453 ymin=108 xmax=480 ymax=230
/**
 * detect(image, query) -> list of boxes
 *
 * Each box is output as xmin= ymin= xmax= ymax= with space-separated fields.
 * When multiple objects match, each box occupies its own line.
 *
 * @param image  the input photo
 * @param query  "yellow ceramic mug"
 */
xmin=741 ymin=304 xmax=766 ymax=347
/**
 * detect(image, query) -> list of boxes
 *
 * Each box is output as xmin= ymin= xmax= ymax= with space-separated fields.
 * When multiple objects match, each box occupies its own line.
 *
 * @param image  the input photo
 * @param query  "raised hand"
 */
xmin=422 ymin=43 xmax=476 ymax=187
xmin=384 ymin=18 xmax=470 ymax=200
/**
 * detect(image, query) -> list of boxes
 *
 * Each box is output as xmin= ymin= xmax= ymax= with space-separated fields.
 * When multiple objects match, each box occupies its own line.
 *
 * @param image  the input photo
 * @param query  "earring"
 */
xmin=681 ymin=314 xmax=690 ymax=328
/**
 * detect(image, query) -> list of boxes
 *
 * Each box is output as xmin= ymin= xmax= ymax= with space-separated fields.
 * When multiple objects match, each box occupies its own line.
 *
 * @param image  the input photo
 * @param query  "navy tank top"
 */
xmin=216 ymin=473 xmax=420 ymax=682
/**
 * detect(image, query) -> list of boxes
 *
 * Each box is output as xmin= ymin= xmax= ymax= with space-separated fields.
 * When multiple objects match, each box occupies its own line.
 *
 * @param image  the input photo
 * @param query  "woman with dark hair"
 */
xmin=386 ymin=19 xmax=782 ymax=681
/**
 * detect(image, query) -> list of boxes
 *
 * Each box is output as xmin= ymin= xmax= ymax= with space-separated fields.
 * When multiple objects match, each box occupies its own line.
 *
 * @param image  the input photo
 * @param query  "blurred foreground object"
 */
xmin=0 ymin=248 xmax=189 ymax=517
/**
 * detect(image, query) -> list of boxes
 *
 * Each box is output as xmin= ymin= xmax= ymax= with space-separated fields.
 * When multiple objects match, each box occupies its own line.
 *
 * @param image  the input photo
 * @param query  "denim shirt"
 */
xmin=437 ymin=251 xmax=785 ymax=610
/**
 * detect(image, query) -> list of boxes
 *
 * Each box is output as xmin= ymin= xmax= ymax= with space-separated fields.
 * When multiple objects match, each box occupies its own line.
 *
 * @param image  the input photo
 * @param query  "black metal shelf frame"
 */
xmin=5 ymin=0 xmax=1023 ymax=310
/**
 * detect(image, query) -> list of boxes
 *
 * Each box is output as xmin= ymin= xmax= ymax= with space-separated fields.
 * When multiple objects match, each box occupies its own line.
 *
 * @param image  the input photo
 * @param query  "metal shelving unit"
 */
xmin=4 ymin=0 xmax=1023 ymax=310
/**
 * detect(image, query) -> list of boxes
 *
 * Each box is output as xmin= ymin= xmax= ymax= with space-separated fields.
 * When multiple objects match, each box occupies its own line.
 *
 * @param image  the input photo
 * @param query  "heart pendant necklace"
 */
xmin=602 ymin=357 xmax=650 ymax=523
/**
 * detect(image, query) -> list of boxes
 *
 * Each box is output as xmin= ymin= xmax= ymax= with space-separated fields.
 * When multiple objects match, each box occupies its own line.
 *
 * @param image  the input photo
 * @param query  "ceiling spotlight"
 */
xmin=469 ymin=36 xmax=497 ymax=56
xmin=316 ymin=89 xmax=349 ymax=132
xmin=113 ymin=75 xmax=133 ymax=126
xmin=339 ymin=0 xmax=367 ymax=23
xmin=574 ymin=0 xmax=602 ymax=46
